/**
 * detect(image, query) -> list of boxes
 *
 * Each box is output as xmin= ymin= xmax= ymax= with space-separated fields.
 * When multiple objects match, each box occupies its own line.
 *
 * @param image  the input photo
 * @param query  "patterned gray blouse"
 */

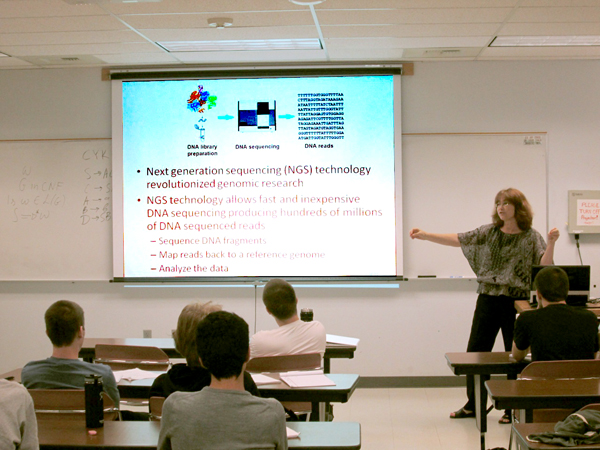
xmin=458 ymin=224 xmax=547 ymax=299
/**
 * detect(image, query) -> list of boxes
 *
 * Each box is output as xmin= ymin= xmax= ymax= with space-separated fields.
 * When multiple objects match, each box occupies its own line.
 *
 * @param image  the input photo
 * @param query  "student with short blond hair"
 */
xmin=150 ymin=302 xmax=259 ymax=399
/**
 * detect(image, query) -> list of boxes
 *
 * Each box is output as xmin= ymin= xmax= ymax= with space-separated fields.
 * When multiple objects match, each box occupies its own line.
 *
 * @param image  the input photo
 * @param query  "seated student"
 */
xmin=21 ymin=300 xmax=120 ymax=407
xmin=512 ymin=266 xmax=600 ymax=362
xmin=150 ymin=302 xmax=259 ymax=399
xmin=158 ymin=311 xmax=287 ymax=450
xmin=250 ymin=278 xmax=326 ymax=359
xmin=0 ymin=378 xmax=39 ymax=450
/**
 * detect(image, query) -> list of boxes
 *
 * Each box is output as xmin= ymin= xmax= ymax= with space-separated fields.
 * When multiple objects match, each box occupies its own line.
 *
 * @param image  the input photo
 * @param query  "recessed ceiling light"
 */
xmin=491 ymin=36 xmax=600 ymax=47
xmin=158 ymin=39 xmax=323 ymax=52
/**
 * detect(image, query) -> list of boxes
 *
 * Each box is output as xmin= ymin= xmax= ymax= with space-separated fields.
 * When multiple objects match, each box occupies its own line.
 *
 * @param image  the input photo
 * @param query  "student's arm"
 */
xmin=409 ymin=229 xmax=461 ymax=247
xmin=511 ymin=341 xmax=529 ymax=362
xmin=539 ymin=228 xmax=559 ymax=265
xmin=102 ymin=369 xmax=121 ymax=408
xmin=157 ymin=400 xmax=173 ymax=450
xmin=21 ymin=390 xmax=39 ymax=450
xmin=512 ymin=314 xmax=530 ymax=362
xmin=274 ymin=401 xmax=288 ymax=450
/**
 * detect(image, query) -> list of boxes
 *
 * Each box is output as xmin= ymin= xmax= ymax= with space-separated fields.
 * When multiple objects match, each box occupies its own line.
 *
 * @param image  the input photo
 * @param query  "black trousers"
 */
xmin=464 ymin=294 xmax=517 ymax=411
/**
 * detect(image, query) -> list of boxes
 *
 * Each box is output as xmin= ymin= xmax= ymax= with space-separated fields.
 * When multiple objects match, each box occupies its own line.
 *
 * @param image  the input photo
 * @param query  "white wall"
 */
xmin=1 ymin=61 xmax=600 ymax=377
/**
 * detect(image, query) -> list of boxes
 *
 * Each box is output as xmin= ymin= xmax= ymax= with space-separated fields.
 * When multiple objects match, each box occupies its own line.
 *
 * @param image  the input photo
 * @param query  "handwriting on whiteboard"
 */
xmin=6 ymin=149 xmax=112 ymax=225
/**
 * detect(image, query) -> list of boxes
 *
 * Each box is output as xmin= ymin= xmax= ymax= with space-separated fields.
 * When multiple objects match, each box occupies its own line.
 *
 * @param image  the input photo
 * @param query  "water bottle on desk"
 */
xmin=85 ymin=374 xmax=104 ymax=428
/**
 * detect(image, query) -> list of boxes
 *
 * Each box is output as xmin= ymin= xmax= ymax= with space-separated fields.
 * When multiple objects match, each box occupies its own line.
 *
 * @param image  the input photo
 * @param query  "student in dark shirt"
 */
xmin=513 ymin=266 xmax=599 ymax=362
xmin=150 ymin=302 xmax=259 ymax=400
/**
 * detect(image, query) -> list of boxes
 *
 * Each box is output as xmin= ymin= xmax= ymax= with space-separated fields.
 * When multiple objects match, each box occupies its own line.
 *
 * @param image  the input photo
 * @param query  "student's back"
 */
xmin=159 ymin=387 xmax=285 ymax=450
xmin=514 ymin=304 xmax=599 ymax=361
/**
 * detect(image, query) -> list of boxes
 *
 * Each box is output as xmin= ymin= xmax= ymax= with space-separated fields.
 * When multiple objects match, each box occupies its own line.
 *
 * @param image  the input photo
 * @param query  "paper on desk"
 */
xmin=286 ymin=427 xmax=300 ymax=439
xmin=250 ymin=373 xmax=280 ymax=385
xmin=326 ymin=334 xmax=359 ymax=346
xmin=280 ymin=370 xmax=335 ymax=388
xmin=112 ymin=368 xmax=162 ymax=382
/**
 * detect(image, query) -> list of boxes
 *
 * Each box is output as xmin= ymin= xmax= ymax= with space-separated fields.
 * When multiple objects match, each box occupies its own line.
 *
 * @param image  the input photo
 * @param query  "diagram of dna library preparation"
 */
xmin=0 ymin=132 xmax=546 ymax=282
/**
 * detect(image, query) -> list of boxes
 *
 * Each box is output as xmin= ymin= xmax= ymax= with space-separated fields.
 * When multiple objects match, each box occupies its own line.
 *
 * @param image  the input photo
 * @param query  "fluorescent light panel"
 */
xmin=492 ymin=36 xmax=600 ymax=47
xmin=158 ymin=39 xmax=322 ymax=52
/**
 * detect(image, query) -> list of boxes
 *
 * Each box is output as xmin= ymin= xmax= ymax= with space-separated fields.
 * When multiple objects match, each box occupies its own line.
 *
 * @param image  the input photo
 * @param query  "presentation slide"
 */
xmin=115 ymin=74 xmax=400 ymax=280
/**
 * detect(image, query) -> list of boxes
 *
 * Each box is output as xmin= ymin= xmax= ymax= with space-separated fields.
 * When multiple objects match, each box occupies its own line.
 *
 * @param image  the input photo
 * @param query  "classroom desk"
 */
xmin=515 ymin=300 xmax=600 ymax=316
xmin=486 ymin=378 xmax=600 ymax=423
xmin=80 ymin=338 xmax=356 ymax=374
xmin=1 ymin=368 xmax=358 ymax=422
xmin=37 ymin=419 xmax=361 ymax=449
xmin=118 ymin=373 xmax=360 ymax=422
xmin=1 ymin=367 xmax=21 ymax=381
xmin=445 ymin=352 xmax=529 ymax=450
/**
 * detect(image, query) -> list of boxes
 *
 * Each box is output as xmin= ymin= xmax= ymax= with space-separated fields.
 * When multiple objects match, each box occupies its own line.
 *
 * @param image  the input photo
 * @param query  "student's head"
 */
xmin=174 ymin=301 xmax=222 ymax=367
xmin=196 ymin=311 xmax=249 ymax=380
xmin=262 ymin=278 xmax=297 ymax=320
xmin=44 ymin=300 xmax=85 ymax=347
xmin=492 ymin=188 xmax=534 ymax=230
xmin=535 ymin=266 xmax=570 ymax=303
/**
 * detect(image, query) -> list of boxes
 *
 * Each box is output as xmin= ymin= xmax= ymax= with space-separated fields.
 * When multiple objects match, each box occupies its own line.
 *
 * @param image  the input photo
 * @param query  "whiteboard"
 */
xmin=402 ymin=133 xmax=547 ymax=279
xmin=0 ymin=139 xmax=112 ymax=280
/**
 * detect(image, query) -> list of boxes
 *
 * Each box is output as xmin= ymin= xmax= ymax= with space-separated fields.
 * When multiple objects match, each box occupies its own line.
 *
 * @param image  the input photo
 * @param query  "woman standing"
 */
xmin=410 ymin=188 xmax=559 ymax=423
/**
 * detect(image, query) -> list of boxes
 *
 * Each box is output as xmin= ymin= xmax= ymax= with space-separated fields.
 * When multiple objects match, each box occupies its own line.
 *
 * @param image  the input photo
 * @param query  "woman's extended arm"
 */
xmin=409 ymin=228 xmax=461 ymax=247
xmin=539 ymin=227 xmax=560 ymax=265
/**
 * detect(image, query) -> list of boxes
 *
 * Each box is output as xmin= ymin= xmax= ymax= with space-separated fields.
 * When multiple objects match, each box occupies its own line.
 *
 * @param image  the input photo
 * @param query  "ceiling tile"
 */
xmin=0 ymin=30 xmax=144 ymax=46
xmin=119 ymin=11 xmax=314 ymax=30
xmin=499 ymin=22 xmax=600 ymax=35
xmin=0 ymin=15 xmax=124 ymax=33
xmin=1 ymin=42 xmax=161 ymax=57
xmin=510 ymin=6 xmax=600 ymax=23
xmin=480 ymin=45 xmax=600 ymax=58
xmin=141 ymin=26 xmax=318 ymax=42
xmin=321 ymin=23 xmax=499 ymax=38
xmin=317 ymin=8 xmax=512 ymax=25
xmin=326 ymin=36 xmax=490 ymax=49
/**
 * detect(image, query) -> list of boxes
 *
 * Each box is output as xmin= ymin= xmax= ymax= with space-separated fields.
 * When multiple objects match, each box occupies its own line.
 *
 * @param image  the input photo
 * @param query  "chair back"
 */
xmin=580 ymin=403 xmax=600 ymax=412
xmin=519 ymin=359 xmax=600 ymax=380
xmin=149 ymin=396 xmax=166 ymax=421
xmin=246 ymin=353 xmax=322 ymax=420
xmin=28 ymin=389 xmax=119 ymax=421
xmin=94 ymin=344 xmax=170 ymax=371
xmin=518 ymin=359 xmax=600 ymax=423
xmin=246 ymin=353 xmax=321 ymax=373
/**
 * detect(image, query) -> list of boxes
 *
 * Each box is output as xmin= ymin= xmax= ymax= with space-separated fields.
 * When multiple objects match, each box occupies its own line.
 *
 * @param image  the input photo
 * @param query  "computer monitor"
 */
xmin=530 ymin=265 xmax=591 ymax=307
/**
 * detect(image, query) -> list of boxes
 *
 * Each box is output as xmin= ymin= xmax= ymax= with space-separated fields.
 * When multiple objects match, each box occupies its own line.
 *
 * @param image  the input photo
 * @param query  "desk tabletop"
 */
xmin=486 ymin=378 xmax=600 ymax=411
xmin=1 ymin=368 xmax=359 ymax=405
xmin=445 ymin=351 xmax=530 ymax=376
xmin=118 ymin=373 xmax=360 ymax=403
xmin=258 ymin=373 xmax=360 ymax=404
xmin=515 ymin=300 xmax=600 ymax=316
xmin=288 ymin=422 xmax=361 ymax=449
xmin=37 ymin=419 xmax=361 ymax=450
xmin=1 ymin=367 xmax=21 ymax=381
xmin=513 ymin=422 xmax=600 ymax=449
